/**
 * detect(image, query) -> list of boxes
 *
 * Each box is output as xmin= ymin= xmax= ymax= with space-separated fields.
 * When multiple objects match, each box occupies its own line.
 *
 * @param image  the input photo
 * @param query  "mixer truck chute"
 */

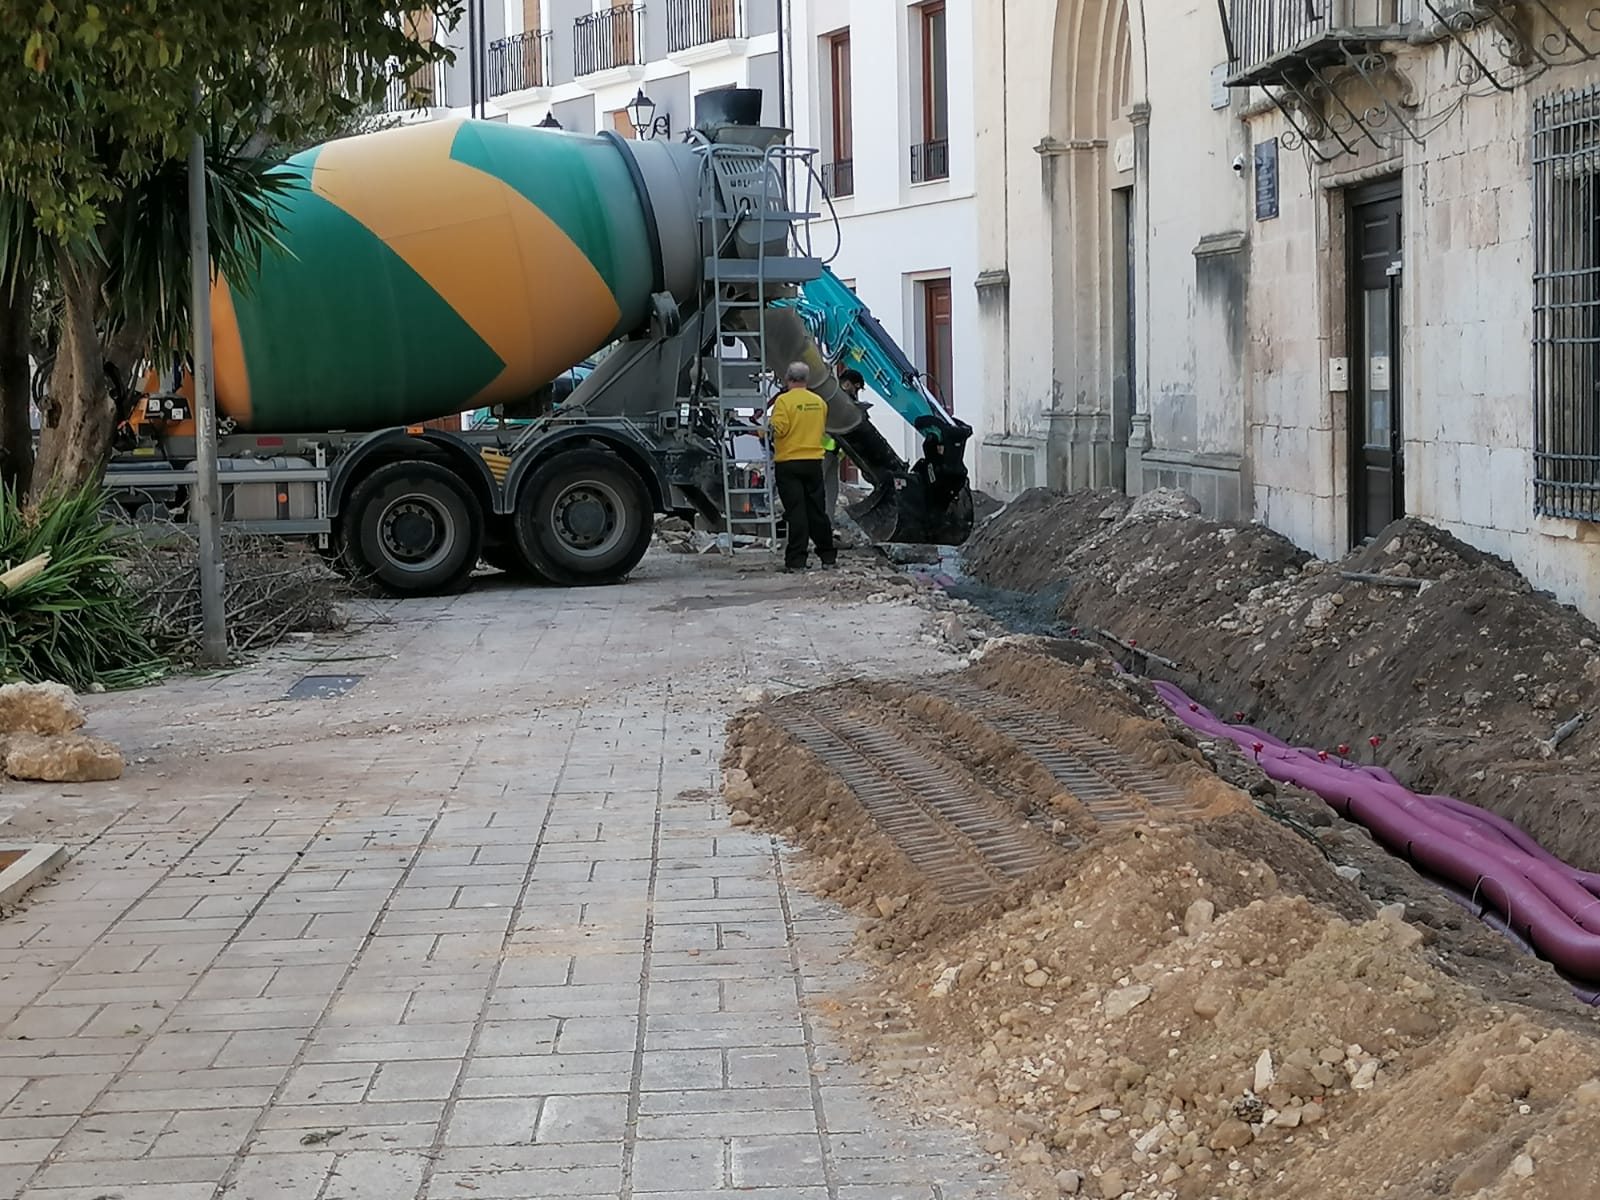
xmin=107 ymin=104 xmax=975 ymax=596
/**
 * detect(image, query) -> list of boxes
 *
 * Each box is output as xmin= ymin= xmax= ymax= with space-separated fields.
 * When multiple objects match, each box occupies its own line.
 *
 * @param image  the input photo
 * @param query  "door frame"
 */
xmin=921 ymin=276 xmax=954 ymax=413
xmin=1345 ymin=176 xmax=1405 ymax=545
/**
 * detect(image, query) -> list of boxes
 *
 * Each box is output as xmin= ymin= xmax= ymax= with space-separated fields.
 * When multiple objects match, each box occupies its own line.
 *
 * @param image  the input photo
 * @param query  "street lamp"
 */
xmin=537 ymin=110 xmax=562 ymax=129
xmin=625 ymin=88 xmax=671 ymax=140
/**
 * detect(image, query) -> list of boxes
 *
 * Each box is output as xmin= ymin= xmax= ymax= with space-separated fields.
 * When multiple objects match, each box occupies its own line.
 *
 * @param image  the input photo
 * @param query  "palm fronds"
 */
xmin=104 ymin=116 xmax=298 ymax=358
xmin=0 ymin=485 xmax=166 ymax=690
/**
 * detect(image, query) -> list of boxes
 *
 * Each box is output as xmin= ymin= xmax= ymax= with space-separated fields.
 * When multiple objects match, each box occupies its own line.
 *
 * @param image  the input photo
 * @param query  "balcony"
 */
xmin=1218 ymin=0 xmax=1428 ymax=160
xmin=667 ymin=0 xmax=742 ymax=53
xmin=910 ymin=139 xmax=949 ymax=184
xmin=821 ymin=159 xmax=855 ymax=199
xmin=488 ymin=30 xmax=552 ymax=96
xmin=575 ymin=5 xmax=646 ymax=77
xmin=382 ymin=59 xmax=450 ymax=114
xmin=1222 ymin=0 xmax=1408 ymax=85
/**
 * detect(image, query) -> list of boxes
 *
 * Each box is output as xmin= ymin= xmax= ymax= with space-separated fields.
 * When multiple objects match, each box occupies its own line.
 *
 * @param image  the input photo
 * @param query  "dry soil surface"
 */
xmin=723 ymin=643 xmax=1600 ymax=1200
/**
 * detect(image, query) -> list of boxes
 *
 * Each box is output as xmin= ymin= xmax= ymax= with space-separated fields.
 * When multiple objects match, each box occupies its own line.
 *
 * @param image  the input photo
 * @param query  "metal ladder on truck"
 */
xmin=699 ymin=140 xmax=823 ymax=556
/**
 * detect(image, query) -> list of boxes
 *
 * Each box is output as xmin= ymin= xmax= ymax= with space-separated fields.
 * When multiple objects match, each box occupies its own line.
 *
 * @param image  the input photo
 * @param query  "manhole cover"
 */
xmin=286 ymin=675 xmax=365 ymax=701
xmin=0 ymin=843 xmax=68 ymax=908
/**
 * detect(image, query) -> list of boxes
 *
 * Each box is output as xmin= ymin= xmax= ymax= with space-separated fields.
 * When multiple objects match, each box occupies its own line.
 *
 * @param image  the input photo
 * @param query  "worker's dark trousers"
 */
xmin=774 ymin=459 xmax=836 ymax=569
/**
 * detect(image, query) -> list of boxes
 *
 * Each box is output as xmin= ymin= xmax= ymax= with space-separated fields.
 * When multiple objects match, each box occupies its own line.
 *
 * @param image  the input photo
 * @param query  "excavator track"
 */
xmin=768 ymin=694 xmax=1060 ymax=905
xmin=920 ymin=679 xmax=1213 ymax=822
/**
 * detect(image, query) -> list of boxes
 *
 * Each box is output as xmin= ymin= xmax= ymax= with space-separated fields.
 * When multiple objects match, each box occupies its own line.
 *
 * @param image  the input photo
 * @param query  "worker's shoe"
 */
xmin=818 ymin=559 xmax=838 ymax=570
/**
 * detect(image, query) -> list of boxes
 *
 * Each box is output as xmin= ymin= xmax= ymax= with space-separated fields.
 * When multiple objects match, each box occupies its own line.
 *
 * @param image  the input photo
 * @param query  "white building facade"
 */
xmin=976 ymin=0 xmax=1600 ymax=620
xmin=786 ymin=0 xmax=980 ymax=461
xmin=395 ymin=2 xmax=980 ymax=466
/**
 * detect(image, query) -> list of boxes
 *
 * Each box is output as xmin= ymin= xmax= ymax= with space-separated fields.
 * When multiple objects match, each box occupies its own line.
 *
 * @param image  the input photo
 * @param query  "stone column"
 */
xmin=1126 ymin=100 xmax=1153 ymax=495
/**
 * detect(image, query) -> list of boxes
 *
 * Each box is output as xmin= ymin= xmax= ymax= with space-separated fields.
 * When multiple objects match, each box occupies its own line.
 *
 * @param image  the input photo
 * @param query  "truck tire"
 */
xmin=482 ymin=533 xmax=551 ymax=583
xmin=341 ymin=459 xmax=483 ymax=596
xmin=513 ymin=449 xmax=653 ymax=586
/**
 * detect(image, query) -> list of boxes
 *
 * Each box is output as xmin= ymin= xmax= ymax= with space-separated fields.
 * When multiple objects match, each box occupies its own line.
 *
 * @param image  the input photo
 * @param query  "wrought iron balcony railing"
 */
xmin=575 ymin=4 xmax=646 ymax=76
xmin=1223 ymin=0 xmax=1407 ymax=82
xmin=382 ymin=59 xmax=450 ymax=113
xmin=488 ymin=29 xmax=552 ymax=95
xmin=666 ymin=0 xmax=742 ymax=53
xmin=910 ymin=139 xmax=949 ymax=184
xmin=821 ymin=159 xmax=854 ymax=198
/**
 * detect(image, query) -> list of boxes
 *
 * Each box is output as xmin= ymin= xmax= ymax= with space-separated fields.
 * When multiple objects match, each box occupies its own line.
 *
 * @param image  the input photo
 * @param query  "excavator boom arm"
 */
xmin=768 ymin=266 xmax=975 ymax=546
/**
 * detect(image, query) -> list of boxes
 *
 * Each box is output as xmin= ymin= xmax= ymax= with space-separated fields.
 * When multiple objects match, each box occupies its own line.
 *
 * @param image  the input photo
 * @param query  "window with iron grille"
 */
xmin=1533 ymin=85 xmax=1600 ymax=521
xmin=911 ymin=2 xmax=948 ymax=183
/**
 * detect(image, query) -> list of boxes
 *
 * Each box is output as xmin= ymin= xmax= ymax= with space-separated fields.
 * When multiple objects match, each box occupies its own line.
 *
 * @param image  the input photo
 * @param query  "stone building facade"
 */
xmin=975 ymin=1 xmax=1600 ymax=618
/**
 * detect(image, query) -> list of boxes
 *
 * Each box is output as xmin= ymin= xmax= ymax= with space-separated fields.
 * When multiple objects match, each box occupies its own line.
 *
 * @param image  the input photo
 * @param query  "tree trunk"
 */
xmin=105 ymin=321 xmax=149 ymax=414
xmin=0 ymin=274 xmax=34 ymax=495
xmin=30 ymin=252 xmax=113 ymax=500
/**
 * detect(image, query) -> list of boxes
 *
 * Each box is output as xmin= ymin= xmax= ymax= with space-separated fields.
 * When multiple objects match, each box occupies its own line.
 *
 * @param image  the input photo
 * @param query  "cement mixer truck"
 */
xmin=104 ymin=91 xmax=974 ymax=595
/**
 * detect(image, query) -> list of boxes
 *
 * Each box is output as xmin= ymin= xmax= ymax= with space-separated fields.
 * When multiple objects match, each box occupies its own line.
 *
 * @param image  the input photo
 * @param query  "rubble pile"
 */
xmin=866 ymin=835 xmax=1600 ymax=1200
xmin=963 ymin=488 xmax=1132 ymax=592
xmin=0 ymin=682 xmax=124 ymax=783
xmin=966 ymin=495 xmax=1600 ymax=871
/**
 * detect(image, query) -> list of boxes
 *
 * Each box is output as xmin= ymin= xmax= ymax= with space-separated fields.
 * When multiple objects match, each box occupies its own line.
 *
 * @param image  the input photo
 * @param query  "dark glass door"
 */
xmin=1348 ymin=182 xmax=1404 ymax=542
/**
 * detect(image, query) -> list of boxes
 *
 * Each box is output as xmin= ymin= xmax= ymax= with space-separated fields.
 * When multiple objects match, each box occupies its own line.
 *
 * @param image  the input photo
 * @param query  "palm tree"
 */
xmin=18 ymin=118 xmax=306 ymax=498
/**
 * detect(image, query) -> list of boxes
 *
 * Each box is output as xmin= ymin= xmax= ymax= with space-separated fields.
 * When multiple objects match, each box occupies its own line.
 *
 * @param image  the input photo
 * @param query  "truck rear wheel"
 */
xmin=513 ymin=449 xmax=653 ymax=586
xmin=483 ymin=530 xmax=550 ymax=583
xmin=342 ymin=459 xmax=483 ymax=596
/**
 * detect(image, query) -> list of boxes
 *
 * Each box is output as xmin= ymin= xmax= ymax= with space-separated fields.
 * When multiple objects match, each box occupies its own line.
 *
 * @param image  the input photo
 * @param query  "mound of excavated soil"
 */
xmin=866 ymin=841 xmax=1600 ymax=1200
xmin=722 ymin=646 xmax=1600 ymax=1200
xmin=963 ymin=488 xmax=1133 ymax=593
xmin=965 ymin=498 xmax=1600 ymax=872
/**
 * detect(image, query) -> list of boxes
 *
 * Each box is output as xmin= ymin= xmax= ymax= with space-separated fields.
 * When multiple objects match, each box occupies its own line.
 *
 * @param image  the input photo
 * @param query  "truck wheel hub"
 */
xmin=553 ymin=482 xmax=620 ymax=553
xmin=381 ymin=497 xmax=450 ymax=564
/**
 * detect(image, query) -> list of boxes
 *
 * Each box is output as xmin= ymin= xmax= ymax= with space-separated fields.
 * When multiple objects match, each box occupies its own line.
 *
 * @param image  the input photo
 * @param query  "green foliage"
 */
xmin=0 ymin=485 xmax=165 ymax=691
xmin=0 ymin=1 xmax=462 ymax=241
xmin=105 ymin=116 xmax=301 ymax=358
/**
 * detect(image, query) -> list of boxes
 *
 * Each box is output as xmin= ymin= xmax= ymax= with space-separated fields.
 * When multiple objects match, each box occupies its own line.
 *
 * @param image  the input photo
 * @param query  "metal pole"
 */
xmin=468 ymin=0 xmax=480 ymax=118
xmin=188 ymin=92 xmax=227 ymax=664
xmin=775 ymin=0 xmax=787 ymax=128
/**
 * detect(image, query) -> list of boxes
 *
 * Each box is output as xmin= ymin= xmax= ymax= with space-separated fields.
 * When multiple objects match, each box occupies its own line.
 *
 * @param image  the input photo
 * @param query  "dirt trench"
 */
xmin=722 ymin=644 xmax=1600 ymax=1200
xmin=963 ymin=493 xmax=1600 ymax=874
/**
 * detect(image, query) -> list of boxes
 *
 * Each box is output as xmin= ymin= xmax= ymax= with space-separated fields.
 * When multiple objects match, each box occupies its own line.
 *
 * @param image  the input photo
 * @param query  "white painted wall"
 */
xmin=789 ymin=0 xmax=979 ymax=463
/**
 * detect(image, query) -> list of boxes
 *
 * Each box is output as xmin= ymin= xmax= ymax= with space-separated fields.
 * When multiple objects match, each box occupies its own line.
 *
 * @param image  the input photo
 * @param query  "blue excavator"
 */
xmin=764 ymin=266 xmax=975 ymax=546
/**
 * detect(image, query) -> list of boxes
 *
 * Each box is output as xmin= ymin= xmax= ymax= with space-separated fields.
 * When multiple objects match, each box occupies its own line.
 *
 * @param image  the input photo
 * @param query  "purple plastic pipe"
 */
xmin=1155 ymin=680 xmax=1600 ymax=983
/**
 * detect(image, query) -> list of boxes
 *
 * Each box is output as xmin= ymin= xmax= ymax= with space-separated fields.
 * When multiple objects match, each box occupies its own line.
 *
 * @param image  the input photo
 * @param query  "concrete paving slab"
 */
xmin=0 ymin=554 xmax=1003 ymax=1199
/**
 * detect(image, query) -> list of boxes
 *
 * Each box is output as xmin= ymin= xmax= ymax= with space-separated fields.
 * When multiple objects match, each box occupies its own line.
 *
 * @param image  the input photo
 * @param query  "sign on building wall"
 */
xmin=1210 ymin=64 xmax=1231 ymax=111
xmin=1254 ymin=139 xmax=1280 ymax=221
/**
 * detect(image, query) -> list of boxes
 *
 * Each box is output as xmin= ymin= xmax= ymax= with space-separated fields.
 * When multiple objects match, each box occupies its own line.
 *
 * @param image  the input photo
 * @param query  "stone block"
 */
xmin=3 ymin=733 xmax=123 ymax=782
xmin=444 ymin=1098 xmax=543 ymax=1146
xmin=1489 ymin=446 xmax=1531 ymax=533
xmin=1457 ymin=442 xmax=1494 ymax=527
xmin=0 ymin=682 xmax=84 ymax=736
xmin=534 ymin=1092 xmax=628 ymax=1142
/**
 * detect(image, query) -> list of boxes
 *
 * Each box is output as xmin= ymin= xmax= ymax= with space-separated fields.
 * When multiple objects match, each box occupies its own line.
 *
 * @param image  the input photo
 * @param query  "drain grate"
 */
xmin=286 ymin=675 xmax=365 ymax=701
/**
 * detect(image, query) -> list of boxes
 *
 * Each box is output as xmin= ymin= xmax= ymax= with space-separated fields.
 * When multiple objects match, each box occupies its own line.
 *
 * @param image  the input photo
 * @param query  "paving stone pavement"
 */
xmin=0 ymin=555 xmax=1007 ymax=1200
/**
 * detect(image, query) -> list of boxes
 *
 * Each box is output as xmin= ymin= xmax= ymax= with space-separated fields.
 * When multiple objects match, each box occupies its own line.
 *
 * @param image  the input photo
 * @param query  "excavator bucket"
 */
xmin=835 ymin=416 xmax=976 ymax=547
xmin=848 ymin=473 xmax=977 ymax=546
xmin=750 ymin=305 xmax=977 ymax=547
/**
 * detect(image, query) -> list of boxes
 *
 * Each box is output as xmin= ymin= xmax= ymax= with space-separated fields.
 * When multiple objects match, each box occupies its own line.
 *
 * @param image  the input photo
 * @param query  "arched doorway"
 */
xmin=1040 ymin=0 xmax=1136 ymax=491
